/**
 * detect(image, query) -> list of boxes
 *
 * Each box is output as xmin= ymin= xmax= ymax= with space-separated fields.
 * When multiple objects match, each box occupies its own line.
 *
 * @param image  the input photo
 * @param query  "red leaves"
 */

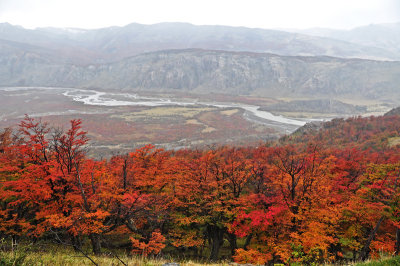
xmin=52 ymin=119 xmax=88 ymax=175
xmin=232 ymin=207 xmax=283 ymax=238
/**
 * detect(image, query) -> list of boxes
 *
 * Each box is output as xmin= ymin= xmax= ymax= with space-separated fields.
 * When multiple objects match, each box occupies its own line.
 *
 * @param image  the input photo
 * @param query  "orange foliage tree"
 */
xmin=0 ymin=114 xmax=399 ymax=264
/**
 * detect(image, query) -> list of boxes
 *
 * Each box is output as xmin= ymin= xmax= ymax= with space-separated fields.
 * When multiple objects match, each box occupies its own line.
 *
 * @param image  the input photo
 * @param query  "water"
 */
xmin=0 ymin=87 xmax=308 ymax=127
xmin=62 ymin=88 xmax=307 ymax=126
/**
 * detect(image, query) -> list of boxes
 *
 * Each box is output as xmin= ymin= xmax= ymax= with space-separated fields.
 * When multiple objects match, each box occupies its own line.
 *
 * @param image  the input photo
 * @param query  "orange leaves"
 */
xmin=46 ymin=209 xmax=110 ymax=236
xmin=233 ymin=248 xmax=272 ymax=265
xmin=297 ymin=221 xmax=336 ymax=254
xmin=130 ymin=230 xmax=166 ymax=257
xmin=1 ymin=114 xmax=400 ymax=262
xmin=168 ymin=227 xmax=204 ymax=248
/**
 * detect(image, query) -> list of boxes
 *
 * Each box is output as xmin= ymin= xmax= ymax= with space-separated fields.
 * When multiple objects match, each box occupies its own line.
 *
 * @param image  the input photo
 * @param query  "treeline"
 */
xmin=0 ymin=114 xmax=399 ymax=264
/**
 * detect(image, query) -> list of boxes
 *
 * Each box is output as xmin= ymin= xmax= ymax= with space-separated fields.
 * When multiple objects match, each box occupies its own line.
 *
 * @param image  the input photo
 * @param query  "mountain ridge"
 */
xmin=1 ymin=22 xmax=399 ymax=62
xmin=1 ymin=22 xmax=399 ymax=103
xmin=291 ymin=22 xmax=400 ymax=55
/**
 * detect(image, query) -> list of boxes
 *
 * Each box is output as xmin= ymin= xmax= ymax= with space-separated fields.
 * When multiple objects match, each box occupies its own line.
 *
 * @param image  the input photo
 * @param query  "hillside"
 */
xmin=87 ymin=49 xmax=400 ymax=100
xmin=1 ymin=49 xmax=399 ymax=102
xmin=0 ymin=111 xmax=399 ymax=264
xmin=285 ymin=106 xmax=400 ymax=148
xmin=384 ymin=106 xmax=400 ymax=116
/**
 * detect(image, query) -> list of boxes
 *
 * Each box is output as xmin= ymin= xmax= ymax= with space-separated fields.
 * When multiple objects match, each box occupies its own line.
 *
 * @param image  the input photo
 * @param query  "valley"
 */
xmin=0 ymin=86 xmax=391 ymax=157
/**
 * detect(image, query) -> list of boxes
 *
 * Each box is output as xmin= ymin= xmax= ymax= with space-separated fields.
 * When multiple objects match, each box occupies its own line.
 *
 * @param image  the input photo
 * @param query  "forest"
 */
xmin=0 ymin=113 xmax=400 ymax=265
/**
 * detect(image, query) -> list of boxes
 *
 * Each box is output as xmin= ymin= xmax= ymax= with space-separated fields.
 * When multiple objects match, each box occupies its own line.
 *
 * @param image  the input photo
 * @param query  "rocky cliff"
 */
xmin=2 ymin=49 xmax=398 ymax=101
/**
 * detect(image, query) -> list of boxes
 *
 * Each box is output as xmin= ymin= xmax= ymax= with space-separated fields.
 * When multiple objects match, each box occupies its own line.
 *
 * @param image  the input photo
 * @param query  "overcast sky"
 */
xmin=0 ymin=0 xmax=399 ymax=30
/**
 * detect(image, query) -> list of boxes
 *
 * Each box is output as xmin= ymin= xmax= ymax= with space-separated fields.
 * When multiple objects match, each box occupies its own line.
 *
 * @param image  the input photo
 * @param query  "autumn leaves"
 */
xmin=0 ymin=114 xmax=399 ymax=264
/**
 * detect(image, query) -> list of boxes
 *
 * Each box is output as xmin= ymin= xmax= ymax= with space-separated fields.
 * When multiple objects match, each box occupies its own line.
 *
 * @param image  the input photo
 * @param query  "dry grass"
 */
xmin=220 ymin=109 xmax=239 ymax=116
xmin=201 ymin=126 xmax=216 ymax=133
xmin=388 ymin=137 xmax=400 ymax=147
xmin=115 ymin=107 xmax=216 ymax=121
xmin=185 ymin=118 xmax=216 ymax=133
xmin=185 ymin=119 xmax=202 ymax=125
xmin=0 ymin=250 xmax=232 ymax=266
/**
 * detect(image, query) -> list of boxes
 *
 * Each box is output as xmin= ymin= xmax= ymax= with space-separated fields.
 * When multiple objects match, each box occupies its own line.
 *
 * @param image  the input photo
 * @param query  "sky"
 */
xmin=0 ymin=0 xmax=399 ymax=30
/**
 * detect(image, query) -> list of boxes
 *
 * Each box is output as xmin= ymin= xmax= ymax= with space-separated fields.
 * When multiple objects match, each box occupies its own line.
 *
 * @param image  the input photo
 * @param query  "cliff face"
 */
xmin=83 ymin=49 xmax=400 ymax=99
xmin=1 ymin=49 xmax=400 ymax=100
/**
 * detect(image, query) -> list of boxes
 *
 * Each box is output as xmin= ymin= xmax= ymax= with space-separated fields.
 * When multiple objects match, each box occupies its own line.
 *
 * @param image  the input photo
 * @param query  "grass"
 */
xmin=354 ymin=256 xmax=400 ymax=266
xmin=3 ymin=247 xmax=400 ymax=266
xmin=114 ymin=106 xmax=216 ymax=120
xmin=220 ymin=109 xmax=239 ymax=116
xmin=0 ymin=247 xmax=231 ymax=266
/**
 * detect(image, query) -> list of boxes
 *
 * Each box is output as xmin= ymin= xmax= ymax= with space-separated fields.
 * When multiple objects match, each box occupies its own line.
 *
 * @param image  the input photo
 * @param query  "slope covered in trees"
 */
xmin=0 ymin=112 xmax=399 ymax=264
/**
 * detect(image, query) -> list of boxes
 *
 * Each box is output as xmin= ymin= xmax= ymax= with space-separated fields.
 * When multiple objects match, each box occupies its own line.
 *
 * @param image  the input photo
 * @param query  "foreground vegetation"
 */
xmin=0 ymin=113 xmax=399 ymax=265
xmin=0 ymin=248 xmax=227 ymax=266
xmin=1 ymin=242 xmax=230 ymax=266
xmin=355 ymin=256 xmax=400 ymax=266
xmin=2 ymin=248 xmax=400 ymax=266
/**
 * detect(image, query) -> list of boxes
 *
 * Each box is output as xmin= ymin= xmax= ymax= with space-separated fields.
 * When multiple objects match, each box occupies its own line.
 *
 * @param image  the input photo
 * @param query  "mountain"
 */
xmin=1 ymin=49 xmax=399 ymax=102
xmin=1 ymin=22 xmax=399 ymax=102
xmin=0 ymin=23 xmax=102 ymax=64
xmin=82 ymin=49 xmax=400 ymax=100
xmin=294 ymin=22 xmax=400 ymax=56
xmin=384 ymin=106 xmax=400 ymax=116
xmin=77 ymin=49 xmax=400 ymax=100
xmin=0 ymin=39 xmax=64 ymax=86
xmin=1 ymin=22 xmax=399 ymax=63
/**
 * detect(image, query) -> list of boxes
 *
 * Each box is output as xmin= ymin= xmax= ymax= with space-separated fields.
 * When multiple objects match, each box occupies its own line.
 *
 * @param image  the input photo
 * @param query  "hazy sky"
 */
xmin=0 ymin=0 xmax=399 ymax=30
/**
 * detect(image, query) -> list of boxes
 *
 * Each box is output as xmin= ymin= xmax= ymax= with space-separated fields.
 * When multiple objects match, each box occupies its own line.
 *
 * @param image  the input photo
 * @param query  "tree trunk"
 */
xmin=208 ymin=226 xmax=224 ymax=261
xmin=89 ymin=233 xmax=102 ymax=255
xmin=11 ymin=236 xmax=17 ymax=252
xmin=123 ymin=157 xmax=128 ymax=190
xmin=395 ymin=227 xmax=400 ymax=255
xmin=243 ymin=233 xmax=253 ymax=250
xmin=71 ymin=235 xmax=82 ymax=252
xmin=359 ymin=216 xmax=385 ymax=261
xmin=227 ymin=232 xmax=237 ymax=256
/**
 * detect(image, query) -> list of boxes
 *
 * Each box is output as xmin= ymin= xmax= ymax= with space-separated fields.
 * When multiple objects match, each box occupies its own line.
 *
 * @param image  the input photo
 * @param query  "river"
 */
xmin=62 ymin=88 xmax=307 ymax=126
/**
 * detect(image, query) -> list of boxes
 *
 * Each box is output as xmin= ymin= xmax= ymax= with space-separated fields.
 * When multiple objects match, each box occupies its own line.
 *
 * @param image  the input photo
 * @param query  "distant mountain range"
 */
xmin=1 ymin=22 xmax=399 ymax=63
xmin=0 ymin=22 xmax=399 ymax=101
xmin=290 ymin=22 xmax=400 ymax=56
